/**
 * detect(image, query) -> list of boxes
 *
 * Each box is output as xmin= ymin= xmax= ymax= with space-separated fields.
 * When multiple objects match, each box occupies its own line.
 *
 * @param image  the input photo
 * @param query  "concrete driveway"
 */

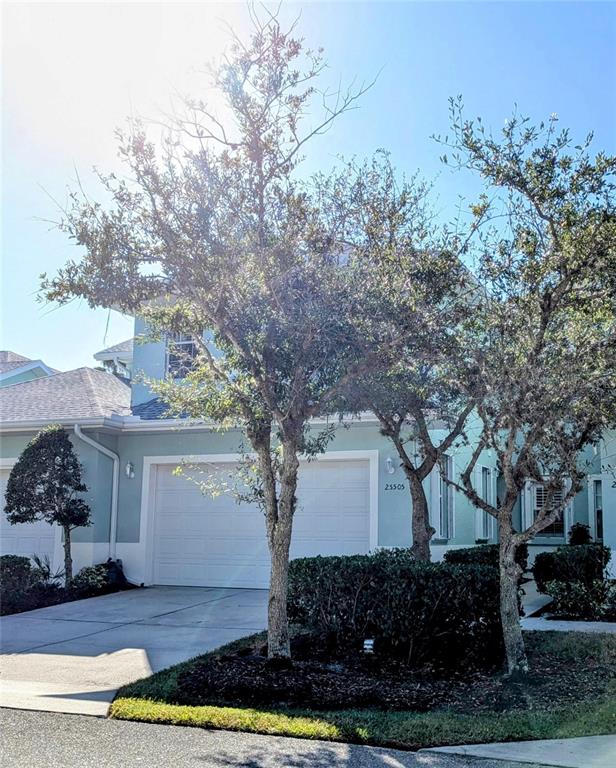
xmin=0 ymin=586 xmax=268 ymax=716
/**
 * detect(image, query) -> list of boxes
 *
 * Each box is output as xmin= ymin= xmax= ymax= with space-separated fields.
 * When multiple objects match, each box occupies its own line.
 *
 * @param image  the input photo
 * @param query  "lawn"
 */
xmin=110 ymin=631 xmax=616 ymax=750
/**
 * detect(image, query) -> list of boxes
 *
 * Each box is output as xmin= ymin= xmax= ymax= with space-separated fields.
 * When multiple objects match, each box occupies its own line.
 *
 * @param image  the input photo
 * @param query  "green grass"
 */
xmin=110 ymin=631 xmax=616 ymax=750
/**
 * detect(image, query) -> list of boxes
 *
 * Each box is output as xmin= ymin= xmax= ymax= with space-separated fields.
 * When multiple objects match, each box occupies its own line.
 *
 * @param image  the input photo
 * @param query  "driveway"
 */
xmin=0 ymin=586 xmax=268 ymax=715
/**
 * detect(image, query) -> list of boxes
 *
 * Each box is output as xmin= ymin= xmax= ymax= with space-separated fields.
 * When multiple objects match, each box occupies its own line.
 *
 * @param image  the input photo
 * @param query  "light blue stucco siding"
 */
xmin=600 ymin=430 xmax=616 ymax=577
xmin=0 ymin=430 xmax=115 ymax=545
xmin=131 ymin=317 xmax=167 ymax=406
xmin=113 ymin=419 xmax=497 ymax=550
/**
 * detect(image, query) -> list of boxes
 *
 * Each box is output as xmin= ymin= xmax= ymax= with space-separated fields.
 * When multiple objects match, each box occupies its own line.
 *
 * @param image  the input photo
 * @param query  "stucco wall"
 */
xmin=114 ymin=419 xmax=498 ymax=548
xmin=0 ymin=429 xmax=115 ymax=545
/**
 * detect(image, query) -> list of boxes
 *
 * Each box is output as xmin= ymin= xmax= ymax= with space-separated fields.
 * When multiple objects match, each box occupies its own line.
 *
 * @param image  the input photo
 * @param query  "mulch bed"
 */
xmin=175 ymin=633 xmax=616 ymax=713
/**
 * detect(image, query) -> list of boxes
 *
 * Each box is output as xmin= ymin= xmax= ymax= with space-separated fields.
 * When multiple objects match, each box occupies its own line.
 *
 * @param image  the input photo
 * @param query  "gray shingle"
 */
xmin=0 ymin=368 xmax=131 ymax=423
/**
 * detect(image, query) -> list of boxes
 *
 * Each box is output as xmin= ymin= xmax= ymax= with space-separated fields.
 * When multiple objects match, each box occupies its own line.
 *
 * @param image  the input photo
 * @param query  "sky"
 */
xmin=2 ymin=1 xmax=615 ymax=371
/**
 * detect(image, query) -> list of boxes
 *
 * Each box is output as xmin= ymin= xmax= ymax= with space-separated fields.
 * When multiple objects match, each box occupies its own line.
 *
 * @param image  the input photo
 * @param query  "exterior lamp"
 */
xmin=385 ymin=457 xmax=396 ymax=475
xmin=125 ymin=461 xmax=135 ymax=479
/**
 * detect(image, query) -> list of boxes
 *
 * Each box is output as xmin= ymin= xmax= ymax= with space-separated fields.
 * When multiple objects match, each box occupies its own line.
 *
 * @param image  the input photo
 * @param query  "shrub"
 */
xmin=288 ymin=549 xmax=502 ymax=669
xmin=533 ymin=544 xmax=611 ymax=594
xmin=444 ymin=543 xmax=529 ymax=572
xmin=569 ymin=523 xmax=592 ymax=545
xmin=71 ymin=564 xmax=110 ymax=597
xmin=545 ymin=580 xmax=616 ymax=621
xmin=0 ymin=554 xmax=64 ymax=615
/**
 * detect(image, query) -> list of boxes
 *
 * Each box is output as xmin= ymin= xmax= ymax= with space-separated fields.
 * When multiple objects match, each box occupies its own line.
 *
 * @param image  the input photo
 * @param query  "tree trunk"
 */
xmin=406 ymin=469 xmax=434 ymax=562
xmin=266 ymin=438 xmax=300 ymax=659
xmin=63 ymin=526 xmax=73 ymax=586
xmin=498 ymin=517 xmax=528 ymax=676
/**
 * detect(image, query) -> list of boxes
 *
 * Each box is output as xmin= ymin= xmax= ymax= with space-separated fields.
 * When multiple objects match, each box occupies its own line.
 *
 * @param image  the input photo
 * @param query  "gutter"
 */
xmin=73 ymin=424 xmax=120 ymax=560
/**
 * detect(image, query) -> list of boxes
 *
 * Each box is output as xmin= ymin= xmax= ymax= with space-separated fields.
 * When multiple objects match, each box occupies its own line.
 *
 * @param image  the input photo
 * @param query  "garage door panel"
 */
xmin=0 ymin=468 xmax=56 ymax=562
xmin=152 ymin=458 xmax=371 ymax=588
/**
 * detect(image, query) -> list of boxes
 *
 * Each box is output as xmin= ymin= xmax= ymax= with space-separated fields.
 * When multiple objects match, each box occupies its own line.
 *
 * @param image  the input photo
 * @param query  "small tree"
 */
xmin=40 ymin=12 xmax=386 ymax=658
xmin=4 ymin=425 xmax=91 ymax=584
xmin=332 ymin=153 xmax=475 ymax=560
xmin=436 ymin=100 xmax=616 ymax=674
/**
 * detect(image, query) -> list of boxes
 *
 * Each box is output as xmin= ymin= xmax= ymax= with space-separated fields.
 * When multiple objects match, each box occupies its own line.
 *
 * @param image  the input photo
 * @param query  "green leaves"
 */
xmin=4 ymin=425 xmax=91 ymax=531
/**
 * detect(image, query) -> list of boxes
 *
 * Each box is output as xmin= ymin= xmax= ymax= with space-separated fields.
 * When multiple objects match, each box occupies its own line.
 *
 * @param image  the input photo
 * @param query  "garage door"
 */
xmin=0 ymin=467 xmax=56 ymax=562
xmin=152 ymin=458 xmax=371 ymax=588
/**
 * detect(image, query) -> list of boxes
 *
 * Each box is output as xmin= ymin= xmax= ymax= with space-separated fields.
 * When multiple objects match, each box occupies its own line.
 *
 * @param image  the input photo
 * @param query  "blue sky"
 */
xmin=2 ymin=1 xmax=615 ymax=371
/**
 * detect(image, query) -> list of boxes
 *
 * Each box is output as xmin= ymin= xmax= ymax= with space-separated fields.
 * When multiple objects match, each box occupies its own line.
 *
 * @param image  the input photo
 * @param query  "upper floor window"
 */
xmin=166 ymin=333 xmax=198 ymax=378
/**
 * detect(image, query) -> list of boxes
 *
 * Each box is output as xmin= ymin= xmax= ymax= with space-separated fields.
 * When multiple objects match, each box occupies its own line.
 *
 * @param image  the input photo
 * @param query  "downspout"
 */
xmin=74 ymin=424 xmax=120 ymax=560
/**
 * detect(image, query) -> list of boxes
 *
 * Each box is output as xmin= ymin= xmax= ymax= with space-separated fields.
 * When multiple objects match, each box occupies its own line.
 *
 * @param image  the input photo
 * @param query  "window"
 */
xmin=478 ymin=467 xmax=493 ymax=540
xmin=436 ymin=455 xmax=453 ymax=540
xmin=533 ymin=484 xmax=565 ymax=536
xmin=593 ymin=479 xmax=603 ymax=541
xmin=166 ymin=333 xmax=198 ymax=378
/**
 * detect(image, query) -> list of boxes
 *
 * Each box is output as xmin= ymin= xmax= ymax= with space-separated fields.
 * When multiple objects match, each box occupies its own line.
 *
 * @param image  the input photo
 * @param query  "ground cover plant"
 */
xmin=111 ymin=631 xmax=616 ymax=749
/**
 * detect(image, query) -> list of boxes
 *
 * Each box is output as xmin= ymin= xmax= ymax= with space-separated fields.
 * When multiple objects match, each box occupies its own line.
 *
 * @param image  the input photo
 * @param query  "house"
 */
xmin=0 ymin=351 xmax=56 ymax=388
xmin=93 ymin=339 xmax=134 ymax=381
xmin=0 ymin=330 xmax=612 ymax=585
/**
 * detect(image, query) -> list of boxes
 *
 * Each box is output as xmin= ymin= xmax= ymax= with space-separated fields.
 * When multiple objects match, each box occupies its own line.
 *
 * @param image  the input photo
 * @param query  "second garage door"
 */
xmin=151 ymin=458 xmax=371 ymax=588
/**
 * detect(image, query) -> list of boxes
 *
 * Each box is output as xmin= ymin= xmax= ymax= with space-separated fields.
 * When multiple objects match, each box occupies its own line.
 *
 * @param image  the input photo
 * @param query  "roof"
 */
xmin=0 ymin=351 xmax=32 ymax=374
xmin=94 ymin=338 xmax=134 ymax=360
xmin=0 ymin=368 xmax=131 ymax=423
xmin=131 ymin=397 xmax=171 ymax=420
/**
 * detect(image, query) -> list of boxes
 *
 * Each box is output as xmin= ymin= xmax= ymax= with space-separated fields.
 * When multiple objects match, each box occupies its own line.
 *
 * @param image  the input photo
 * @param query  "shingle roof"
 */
xmin=0 ymin=351 xmax=31 ymax=364
xmin=94 ymin=339 xmax=134 ymax=359
xmin=0 ymin=351 xmax=32 ymax=373
xmin=131 ymin=398 xmax=171 ymax=420
xmin=0 ymin=368 xmax=131 ymax=424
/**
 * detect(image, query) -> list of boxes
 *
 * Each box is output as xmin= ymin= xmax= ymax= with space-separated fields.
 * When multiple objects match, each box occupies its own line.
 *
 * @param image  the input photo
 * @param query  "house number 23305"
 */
xmin=384 ymin=483 xmax=405 ymax=491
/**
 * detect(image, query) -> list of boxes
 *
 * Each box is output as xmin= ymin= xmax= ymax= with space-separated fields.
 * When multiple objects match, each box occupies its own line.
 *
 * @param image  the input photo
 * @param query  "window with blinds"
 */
xmin=166 ymin=333 xmax=198 ymax=378
xmin=533 ymin=484 xmax=565 ymax=536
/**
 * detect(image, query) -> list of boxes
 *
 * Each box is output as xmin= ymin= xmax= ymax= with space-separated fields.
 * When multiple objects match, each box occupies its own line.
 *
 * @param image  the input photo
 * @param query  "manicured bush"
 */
xmin=533 ymin=544 xmax=611 ymax=594
xmin=288 ymin=549 xmax=503 ymax=668
xmin=444 ymin=543 xmax=529 ymax=572
xmin=545 ymin=580 xmax=616 ymax=621
xmin=71 ymin=564 xmax=110 ymax=597
xmin=568 ymin=523 xmax=592 ymax=545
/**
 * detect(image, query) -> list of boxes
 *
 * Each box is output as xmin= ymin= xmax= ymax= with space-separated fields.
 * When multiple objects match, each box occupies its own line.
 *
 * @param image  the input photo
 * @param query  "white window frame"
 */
xmin=430 ymin=455 xmax=455 ymax=540
xmin=521 ymin=479 xmax=572 ymax=539
xmin=587 ymin=474 xmax=604 ymax=542
xmin=165 ymin=333 xmax=198 ymax=378
xmin=475 ymin=465 xmax=496 ymax=541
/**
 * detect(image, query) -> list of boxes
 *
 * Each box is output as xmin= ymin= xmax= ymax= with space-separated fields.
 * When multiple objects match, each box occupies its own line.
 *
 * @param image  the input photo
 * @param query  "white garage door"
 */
xmin=152 ymin=458 xmax=371 ymax=588
xmin=0 ymin=467 xmax=56 ymax=562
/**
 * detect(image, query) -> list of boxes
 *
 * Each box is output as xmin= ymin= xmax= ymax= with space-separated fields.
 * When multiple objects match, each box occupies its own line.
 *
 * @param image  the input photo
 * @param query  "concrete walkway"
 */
xmin=0 ymin=708 xmax=555 ymax=768
xmin=522 ymin=617 xmax=616 ymax=633
xmin=0 ymin=586 xmax=268 ymax=715
xmin=425 ymin=735 xmax=616 ymax=768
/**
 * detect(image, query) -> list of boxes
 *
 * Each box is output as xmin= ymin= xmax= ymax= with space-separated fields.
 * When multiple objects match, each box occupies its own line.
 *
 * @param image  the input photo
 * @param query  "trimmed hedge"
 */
xmin=443 ymin=543 xmax=529 ymax=572
xmin=533 ymin=544 xmax=611 ymax=594
xmin=288 ymin=549 xmax=503 ymax=669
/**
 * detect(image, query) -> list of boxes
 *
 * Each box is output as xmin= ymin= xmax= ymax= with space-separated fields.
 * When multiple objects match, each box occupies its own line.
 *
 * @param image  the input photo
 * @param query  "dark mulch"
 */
xmin=175 ymin=632 xmax=616 ymax=713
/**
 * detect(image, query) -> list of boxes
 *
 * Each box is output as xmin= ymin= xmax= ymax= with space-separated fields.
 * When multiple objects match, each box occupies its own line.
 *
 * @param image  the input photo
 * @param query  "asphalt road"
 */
xmin=0 ymin=708 xmax=550 ymax=768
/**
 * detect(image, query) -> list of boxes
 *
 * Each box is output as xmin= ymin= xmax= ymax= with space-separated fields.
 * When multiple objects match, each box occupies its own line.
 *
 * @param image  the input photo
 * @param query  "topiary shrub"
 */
xmin=444 ymin=543 xmax=529 ymax=572
xmin=288 ymin=548 xmax=503 ymax=669
xmin=568 ymin=523 xmax=592 ymax=545
xmin=533 ymin=543 xmax=611 ymax=594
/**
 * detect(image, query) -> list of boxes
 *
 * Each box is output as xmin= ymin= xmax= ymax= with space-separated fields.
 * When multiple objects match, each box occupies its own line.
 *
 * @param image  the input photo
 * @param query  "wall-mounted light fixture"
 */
xmin=385 ymin=457 xmax=396 ymax=475
xmin=125 ymin=461 xmax=135 ymax=479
